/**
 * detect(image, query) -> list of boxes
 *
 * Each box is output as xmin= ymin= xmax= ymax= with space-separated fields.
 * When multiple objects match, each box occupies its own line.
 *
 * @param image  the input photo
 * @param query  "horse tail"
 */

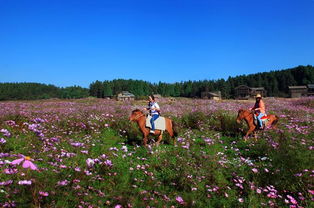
xmin=272 ymin=115 xmax=279 ymax=128
xmin=172 ymin=120 xmax=178 ymax=138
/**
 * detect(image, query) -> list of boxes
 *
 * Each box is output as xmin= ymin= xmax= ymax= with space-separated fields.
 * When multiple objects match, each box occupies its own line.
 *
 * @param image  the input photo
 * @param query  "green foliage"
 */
xmin=1 ymin=65 xmax=314 ymax=100
xmin=88 ymin=65 xmax=314 ymax=99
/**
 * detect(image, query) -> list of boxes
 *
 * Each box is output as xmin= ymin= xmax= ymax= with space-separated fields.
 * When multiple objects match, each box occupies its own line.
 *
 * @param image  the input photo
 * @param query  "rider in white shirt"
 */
xmin=143 ymin=95 xmax=160 ymax=134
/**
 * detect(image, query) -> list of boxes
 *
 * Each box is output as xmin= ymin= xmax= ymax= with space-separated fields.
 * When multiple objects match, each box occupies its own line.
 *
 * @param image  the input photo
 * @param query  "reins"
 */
xmin=132 ymin=113 xmax=145 ymax=121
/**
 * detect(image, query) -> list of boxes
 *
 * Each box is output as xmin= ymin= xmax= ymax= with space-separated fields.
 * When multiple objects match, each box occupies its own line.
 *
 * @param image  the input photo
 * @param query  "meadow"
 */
xmin=0 ymin=97 xmax=313 ymax=208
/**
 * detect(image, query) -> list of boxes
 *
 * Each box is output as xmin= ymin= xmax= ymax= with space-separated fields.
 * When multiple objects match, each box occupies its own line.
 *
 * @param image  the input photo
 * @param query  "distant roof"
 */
xmin=201 ymin=91 xmax=221 ymax=97
xmin=235 ymin=85 xmax=250 ymax=89
xmin=307 ymin=84 xmax=314 ymax=89
xmin=208 ymin=92 xmax=220 ymax=97
xmin=118 ymin=91 xmax=135 ymax=97
xmin=288 ymin=86 xmax=307 ymax=89
xmin=251 ymin=87 xmax=265 ymax=90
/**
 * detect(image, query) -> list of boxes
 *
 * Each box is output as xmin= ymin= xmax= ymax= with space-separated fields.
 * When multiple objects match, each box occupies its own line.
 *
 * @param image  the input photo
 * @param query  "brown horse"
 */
xmin=129 ymin=109 xmax=177 ymax=146
xmin=236 ymin=109 xmax=279 ymax=140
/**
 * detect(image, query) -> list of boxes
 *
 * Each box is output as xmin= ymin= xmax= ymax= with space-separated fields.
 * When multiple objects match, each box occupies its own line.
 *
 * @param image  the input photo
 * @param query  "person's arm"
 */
xmin=151 ymin=103 xmax=160 ymax=112
xmin=259 ymin=101 xmax=265 ymax=111
xmin=250 ymin=104 xmax=255 ymax=111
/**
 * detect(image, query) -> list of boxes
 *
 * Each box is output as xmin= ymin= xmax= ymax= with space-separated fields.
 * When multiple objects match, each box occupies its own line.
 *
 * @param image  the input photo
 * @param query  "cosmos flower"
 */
xmin=18 ymin=180 xmax=32 ymax=185
xmin=176 ymin=196 xmax=184 ymax=204
xmin=11 ymin=156 xmax=38 ymax=171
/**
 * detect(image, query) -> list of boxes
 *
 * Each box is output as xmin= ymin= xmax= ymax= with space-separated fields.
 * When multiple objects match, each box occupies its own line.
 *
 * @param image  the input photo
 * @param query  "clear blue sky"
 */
xmin=1 ymin=0 xmax=314 ymax=88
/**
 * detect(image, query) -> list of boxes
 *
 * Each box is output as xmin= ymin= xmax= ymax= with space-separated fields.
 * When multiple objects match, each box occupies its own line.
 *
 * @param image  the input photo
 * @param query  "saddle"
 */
xmin=145 ymin=115 xmax=166 ymax=131
xmin=253 ymin=113 xmax=269 ymax=127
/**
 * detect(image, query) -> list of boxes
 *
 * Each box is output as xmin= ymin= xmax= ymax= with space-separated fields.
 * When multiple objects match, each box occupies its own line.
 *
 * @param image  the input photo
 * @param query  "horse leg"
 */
xmin=244 ymin=127 xmax=255 ymax=141
xmin=143 ymin=131 xmax=149 ymax=146
xmin=143 ymin=136 xmax=148 ymax=146
xmin=156 ymin=132 xmax=163 ymax=146
xmin=166 ymin=128 xmax=176 ymax=146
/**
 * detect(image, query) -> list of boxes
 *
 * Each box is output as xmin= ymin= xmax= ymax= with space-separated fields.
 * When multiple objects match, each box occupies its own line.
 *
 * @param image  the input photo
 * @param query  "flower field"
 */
xmin=0 ymin=97 xmax=313 ymax=208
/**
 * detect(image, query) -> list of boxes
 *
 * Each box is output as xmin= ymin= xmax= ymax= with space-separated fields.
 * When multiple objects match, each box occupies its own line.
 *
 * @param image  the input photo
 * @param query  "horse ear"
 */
xmin=238 ymin=109 xmax=244 ymax=113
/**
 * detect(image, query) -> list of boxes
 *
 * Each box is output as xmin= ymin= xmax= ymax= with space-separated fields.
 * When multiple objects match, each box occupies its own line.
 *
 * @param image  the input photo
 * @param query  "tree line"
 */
xmin=89 ymin=65 xmax=314 ymax=98
xmin=0 ymin=83 xmax=89 ymax=100
xmin=0 ymin=65 xmax=313 ymax=100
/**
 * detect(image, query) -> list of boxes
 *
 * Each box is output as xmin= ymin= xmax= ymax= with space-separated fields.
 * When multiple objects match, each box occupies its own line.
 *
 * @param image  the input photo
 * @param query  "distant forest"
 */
xmin=0 ymin=65 xmax=313 ymax=100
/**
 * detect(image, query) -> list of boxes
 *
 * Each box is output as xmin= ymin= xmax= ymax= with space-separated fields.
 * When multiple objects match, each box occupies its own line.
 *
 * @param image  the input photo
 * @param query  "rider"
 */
xmin=250 ymin=94 xmax=266 ymax=129
xmin=143 ymin=95 xmax=160 ymax=134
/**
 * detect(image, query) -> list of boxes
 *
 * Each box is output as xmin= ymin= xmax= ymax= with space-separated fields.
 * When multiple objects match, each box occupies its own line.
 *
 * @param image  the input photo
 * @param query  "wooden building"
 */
xmin=117 ymin=91 xmax=135 ymax=101
xmin=307 ymin=84 xmax=314 ymax=96
xmin=288 ymin=86 xmax=307 ymax=98
xmin=153 ymin=94 xmax=162 ymax=99
xmin=235 ymin=85 xmax=251 ymax=100
xmin=235 ymin=85 xmax=266 ymax=100
xmin=201 ymin=91 xmax=222 ymax=100
xmin=250 ymin=87 xmax=266 ymax=97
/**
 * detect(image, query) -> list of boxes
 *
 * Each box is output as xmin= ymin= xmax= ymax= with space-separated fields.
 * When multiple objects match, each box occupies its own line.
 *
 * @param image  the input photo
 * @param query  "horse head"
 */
xmin=129 ymin=109 xmax=144 ymax=121
xmin=236 ymin=109 xmax=246 ymax=123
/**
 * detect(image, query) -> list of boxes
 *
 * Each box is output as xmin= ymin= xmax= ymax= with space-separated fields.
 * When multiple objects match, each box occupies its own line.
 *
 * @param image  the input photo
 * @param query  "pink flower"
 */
xmin=86 ymin=158 xmax=95 ymax=168
xmin=57 ymin=180 xmax=69 ymax=186
xmin=308 ymin=190 xmax=314 ymax=195
xmin=176 ymin=196 xmax=184 ymax=204
xmin=256 ymin=188 xmax=262 ymax=194
xmin=18 ymin=180 xmax=32 ymax=185
xmin=114 ymin=205 xmax=122 ymax=208
xmin=39 ymin=191 xmax=49 ymax=196
xmin=104 ymin=159 xmax=113 ymax=167
xmin=238 ymin=198 xmax=244 ymax=203
xmin=11 ymin=156 xmax=38 ymax=171
xmin=252 ymin=168 xmax=258 ymax=173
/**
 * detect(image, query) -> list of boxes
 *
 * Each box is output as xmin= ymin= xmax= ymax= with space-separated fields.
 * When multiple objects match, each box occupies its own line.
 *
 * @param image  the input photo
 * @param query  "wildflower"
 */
xmin=86 ymin=158 xmax=95 ymax=168
xmin=18 ymin=180 xmax=32 ymax=185
xmin=11 ymin=156 xmax=38 ymax=171
xmin=308 ymin=190 xmax=314 ymax=195
xmin=57 ymin=180 xmax=69 ymax=186
xmin=3 ymin=168 xmax=18 ymax=175
xmin=5 ymin=120 xmax=16 ymax=126
xmin=238 ymin=198 xmax=244 ymax=203
xmin=176 ymin=196 xmax=184 ymax=205
xmin=121 ymin=145 xmax=128 ymax=152
xmin=252 ymin=168 xmax=258 ymax=173
xmin=0 ymin=180 xmax=13 ymax=186
xmin=0 ymin=138 xmax=6 ymax=144
xmin=115 ymin=205 xmax=122 ymax=208
xmin=0 ymin=129 xmax=11 ymax=137
xmin=70 ymin=142 xmax=84 ymax=147
xmin=39 ymin=191 xmax=49 ymax=196
xmin=287 ymin=195 xmax=298 ymax=205
xmin=104 ymin=159 xmax=113 ymax=167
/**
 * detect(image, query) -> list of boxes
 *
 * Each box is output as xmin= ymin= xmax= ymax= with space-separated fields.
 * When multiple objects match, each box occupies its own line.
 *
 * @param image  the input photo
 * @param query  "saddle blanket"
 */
xmin=146 ymin=115 xmax=166 ymax=131
xmin=254 ymin=114 xmax=268 ymax=120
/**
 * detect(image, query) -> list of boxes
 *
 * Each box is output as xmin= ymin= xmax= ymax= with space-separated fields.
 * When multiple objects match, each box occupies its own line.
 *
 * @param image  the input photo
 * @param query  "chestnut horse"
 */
xmin=129 ymin=109 xmax=177 ymax=146
xmin=236 ymin=109 xmax=279 ymax=140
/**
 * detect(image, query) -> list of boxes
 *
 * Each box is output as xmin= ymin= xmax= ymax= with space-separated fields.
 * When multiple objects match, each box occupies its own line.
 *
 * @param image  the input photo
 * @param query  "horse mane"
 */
xmin=132 ymin=109 xmax=143 ymax=114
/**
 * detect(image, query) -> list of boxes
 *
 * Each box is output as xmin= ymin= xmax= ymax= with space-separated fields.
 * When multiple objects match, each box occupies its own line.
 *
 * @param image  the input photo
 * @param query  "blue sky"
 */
xmin=0 ymin=0 xmax=313 ymax=88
